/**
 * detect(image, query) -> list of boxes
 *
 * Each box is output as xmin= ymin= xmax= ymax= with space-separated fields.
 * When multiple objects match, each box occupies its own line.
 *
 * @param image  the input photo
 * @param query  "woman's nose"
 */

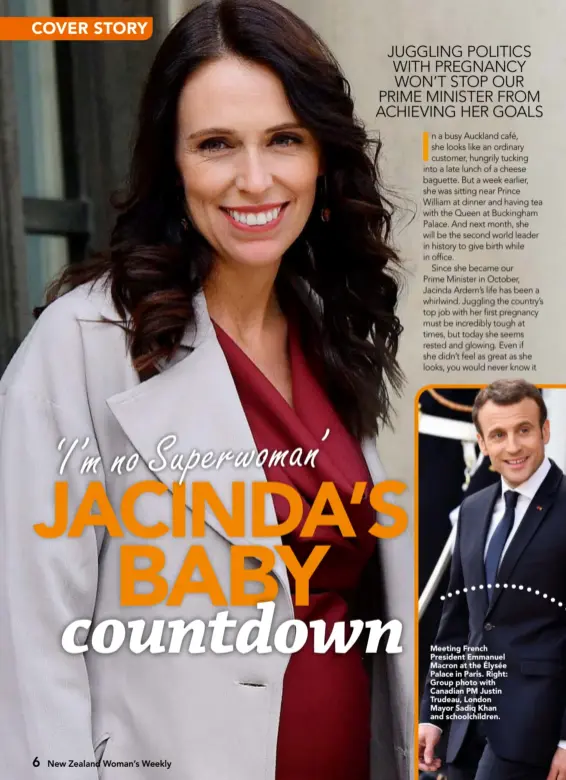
xmin=235 ymin=149 xmax=273 ymax=194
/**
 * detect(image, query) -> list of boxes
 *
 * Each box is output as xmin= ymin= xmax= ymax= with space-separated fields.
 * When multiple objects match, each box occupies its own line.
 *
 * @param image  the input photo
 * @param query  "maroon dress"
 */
xmin=213 ymin=317 xmax=378 ymax=780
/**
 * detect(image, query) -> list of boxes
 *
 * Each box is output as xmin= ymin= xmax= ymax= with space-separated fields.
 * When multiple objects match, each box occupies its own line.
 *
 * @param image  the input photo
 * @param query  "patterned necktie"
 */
xmin=485 ymin=490 xmax=519 ymax=599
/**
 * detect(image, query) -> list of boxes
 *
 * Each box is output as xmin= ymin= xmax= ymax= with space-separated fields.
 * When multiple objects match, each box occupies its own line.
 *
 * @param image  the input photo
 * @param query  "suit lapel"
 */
xmin=486 ymin=461 xmax=563 ymax=615
xmin=106 ymin=292 xmax=291 ymax=598
xmin=467 ymin=484 xmax=499 ymax=612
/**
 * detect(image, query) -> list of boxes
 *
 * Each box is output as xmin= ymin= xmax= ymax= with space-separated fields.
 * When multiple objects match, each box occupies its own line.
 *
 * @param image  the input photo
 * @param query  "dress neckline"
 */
xmin=212 ymin=317 xmax=296 ymax=412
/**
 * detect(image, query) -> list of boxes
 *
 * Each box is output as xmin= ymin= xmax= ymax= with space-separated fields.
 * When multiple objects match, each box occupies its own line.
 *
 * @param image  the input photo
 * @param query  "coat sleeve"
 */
xmin=419 ymin=504 xmax=470 ymax=727
xmin=0 ymin=385 xmax=104 ymax=779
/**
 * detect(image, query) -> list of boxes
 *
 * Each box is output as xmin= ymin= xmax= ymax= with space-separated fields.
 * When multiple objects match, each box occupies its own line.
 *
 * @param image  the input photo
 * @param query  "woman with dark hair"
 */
xmin=0 ymin=1 xmax=411 ymax=779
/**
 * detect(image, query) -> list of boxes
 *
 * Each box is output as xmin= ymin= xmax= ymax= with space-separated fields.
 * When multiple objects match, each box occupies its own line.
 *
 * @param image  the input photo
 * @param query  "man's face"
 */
xmin=476 ymin=398 xmax=550 ymax=487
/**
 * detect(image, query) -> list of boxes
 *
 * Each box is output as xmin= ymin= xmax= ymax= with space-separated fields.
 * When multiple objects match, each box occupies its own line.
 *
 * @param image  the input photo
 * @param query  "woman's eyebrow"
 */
xmin=186 ymin=122 xmax=305 ymax=140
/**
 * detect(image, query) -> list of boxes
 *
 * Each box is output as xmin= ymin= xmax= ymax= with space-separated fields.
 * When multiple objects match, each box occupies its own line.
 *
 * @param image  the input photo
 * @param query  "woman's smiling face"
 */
xmin=175 ymin=56 xmax=322 ymax=270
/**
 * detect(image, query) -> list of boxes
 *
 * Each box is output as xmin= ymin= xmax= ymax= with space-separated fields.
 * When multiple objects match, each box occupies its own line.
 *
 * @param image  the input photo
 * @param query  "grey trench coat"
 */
xmin=0 ymin=280 xmax=413 ymax=779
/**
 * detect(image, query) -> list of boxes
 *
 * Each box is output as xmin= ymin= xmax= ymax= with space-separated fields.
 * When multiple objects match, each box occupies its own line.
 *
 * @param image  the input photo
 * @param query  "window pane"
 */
xmin=8 ymin=0 xmax=66 ymax=200
xmin=8 ymin=0 xmax=70 ymax=314
xmin=25 ymin=235 xmax=68 ymax=314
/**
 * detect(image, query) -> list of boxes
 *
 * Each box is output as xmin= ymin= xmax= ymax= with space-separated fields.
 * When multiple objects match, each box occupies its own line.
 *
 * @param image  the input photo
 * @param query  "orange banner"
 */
xmin=0 ymin=17 xmax=153 ymax=41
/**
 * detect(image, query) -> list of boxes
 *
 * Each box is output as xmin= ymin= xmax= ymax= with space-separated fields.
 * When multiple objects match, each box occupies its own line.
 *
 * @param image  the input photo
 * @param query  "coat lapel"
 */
xmin=360 ymin=436 xmax=386 ymax=486
xmin=105 ymin=290 xmax=401 ymax=612
xmin=486 ymin=461 xmax=563 ymax=615
xmin=106 ymin=292 xmax=291 ymax=599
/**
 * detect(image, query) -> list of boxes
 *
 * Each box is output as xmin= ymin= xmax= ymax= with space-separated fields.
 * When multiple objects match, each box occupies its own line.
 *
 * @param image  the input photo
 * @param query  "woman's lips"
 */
xmin=221 ymin=203 xmax=288 ymax=233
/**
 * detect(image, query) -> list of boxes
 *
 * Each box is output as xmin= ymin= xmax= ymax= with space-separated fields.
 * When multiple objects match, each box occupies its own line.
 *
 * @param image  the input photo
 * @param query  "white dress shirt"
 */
xmin=424 ymin=457 xmax=566 ymax=751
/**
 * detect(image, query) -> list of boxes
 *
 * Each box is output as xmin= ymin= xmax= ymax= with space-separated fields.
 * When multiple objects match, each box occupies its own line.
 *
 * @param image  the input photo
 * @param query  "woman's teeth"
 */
xmin=226 ymin=206 xmax=282 ymax=226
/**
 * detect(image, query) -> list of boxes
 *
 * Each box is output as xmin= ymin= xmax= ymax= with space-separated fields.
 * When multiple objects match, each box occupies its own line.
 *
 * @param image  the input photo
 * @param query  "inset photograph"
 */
xmin=417 ymin=381 xmax=566 ymax=780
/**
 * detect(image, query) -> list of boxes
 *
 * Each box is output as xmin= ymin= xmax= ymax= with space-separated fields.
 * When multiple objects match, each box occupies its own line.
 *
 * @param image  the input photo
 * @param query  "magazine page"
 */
xmin=0 ymin=3 xmax=413 ymax=780
xmin=2 ymin=2 xmax=563 ymax=779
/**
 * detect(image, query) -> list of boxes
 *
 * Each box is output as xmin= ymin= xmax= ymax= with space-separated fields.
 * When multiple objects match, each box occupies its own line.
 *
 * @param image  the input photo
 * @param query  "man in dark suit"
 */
xmin=418 ymin=379 xmax=566 ymax=780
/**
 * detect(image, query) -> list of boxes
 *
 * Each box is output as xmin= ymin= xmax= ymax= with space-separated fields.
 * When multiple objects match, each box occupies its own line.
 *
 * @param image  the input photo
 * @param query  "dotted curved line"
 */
xmin=440 ymin=583 xmax=565 ymax=610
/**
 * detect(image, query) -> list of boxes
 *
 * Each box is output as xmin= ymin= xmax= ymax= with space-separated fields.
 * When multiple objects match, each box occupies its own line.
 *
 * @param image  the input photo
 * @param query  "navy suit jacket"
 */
xmin=421 ymin=460 xmax=566 ymax=768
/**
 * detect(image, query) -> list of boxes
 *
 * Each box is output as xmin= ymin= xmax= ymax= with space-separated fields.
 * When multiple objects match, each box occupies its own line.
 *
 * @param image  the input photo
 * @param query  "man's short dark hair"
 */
xmin=472 ymin=379 xmax=547 ymax=434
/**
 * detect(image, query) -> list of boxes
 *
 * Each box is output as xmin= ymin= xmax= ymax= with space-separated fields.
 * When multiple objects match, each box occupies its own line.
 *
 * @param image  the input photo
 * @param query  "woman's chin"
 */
xmin=217 ymin=247 xmax=286 ymax=270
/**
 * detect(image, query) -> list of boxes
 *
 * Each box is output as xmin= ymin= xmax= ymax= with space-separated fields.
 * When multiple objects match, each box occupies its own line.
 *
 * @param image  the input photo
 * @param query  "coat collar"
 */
xmin=105 ymin=289 xmax=387 ymax=604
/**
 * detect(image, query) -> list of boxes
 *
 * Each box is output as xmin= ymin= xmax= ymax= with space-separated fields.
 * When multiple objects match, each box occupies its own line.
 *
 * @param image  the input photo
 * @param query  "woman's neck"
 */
xmin=203 ymin=259 xmax=285 ymax=346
